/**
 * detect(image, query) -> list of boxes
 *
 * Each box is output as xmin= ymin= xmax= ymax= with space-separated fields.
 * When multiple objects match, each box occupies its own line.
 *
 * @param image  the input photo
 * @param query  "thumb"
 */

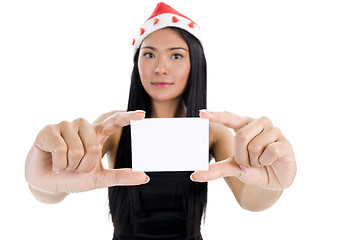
xmin=191 ymin=157 xmax=245 ymax=182
xmin=94 ymin=168 xmax=150 ymax=188
xmin=95 ymin=110 xmax=146 ymax=145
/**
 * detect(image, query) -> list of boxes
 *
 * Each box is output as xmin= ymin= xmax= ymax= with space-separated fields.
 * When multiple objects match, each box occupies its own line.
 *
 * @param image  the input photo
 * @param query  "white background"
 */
xmin=1 ymin=0 xmax=360 ymax=239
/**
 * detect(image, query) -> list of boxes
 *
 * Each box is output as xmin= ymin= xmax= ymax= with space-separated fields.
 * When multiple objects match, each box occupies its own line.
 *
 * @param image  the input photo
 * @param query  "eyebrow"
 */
xmin=141 ymin=46 xmax=188 ymax=52
xmin=169 ymin=47 xmax=188 ymax=52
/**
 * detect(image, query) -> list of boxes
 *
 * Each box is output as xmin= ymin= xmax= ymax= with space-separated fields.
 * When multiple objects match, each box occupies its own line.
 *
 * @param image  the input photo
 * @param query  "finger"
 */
xmin=49 ymin=169 xmax=150 ymax=193
xmin=94 ymin=168 xmax=150 ymax=188
xmin=259 ymin=141 xmax=290 ymax=166
xmin=199 ymin=110 xmax=253 ymax=131
xmin=96 ymin=110 xmax=146 ymax=145
xmin=233 ymin=116 xmax=274 ymax=167
xmin=50 ymin=168 xmax=150 ymax=193
xmin=191 ymin=157 xmax=245 ymax=182
xmin=58 ymin=121 xmax=85 ymax=171
xmin=35 ymin=125 xmax=68 ymax=172
xmin=76 ymin=122 xmax=102 ymax=173
xmin=248 ymin=127 xmax=281 ymax=168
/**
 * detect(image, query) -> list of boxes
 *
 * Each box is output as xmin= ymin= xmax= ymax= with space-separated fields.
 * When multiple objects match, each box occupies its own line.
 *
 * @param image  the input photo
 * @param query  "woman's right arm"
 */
xmin=25 ymin=110 xmax=149 ymax=204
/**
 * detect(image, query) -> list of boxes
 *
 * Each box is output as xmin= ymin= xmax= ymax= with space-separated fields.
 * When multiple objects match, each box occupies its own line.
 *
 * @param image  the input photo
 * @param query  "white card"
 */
xmin=130 ymin=118 xmax=209 ymax=172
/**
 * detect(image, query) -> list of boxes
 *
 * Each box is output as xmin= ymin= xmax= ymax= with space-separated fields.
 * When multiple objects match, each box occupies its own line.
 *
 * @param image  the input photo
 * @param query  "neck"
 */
xmin=151 ymin=97 xmax=186 ymax=118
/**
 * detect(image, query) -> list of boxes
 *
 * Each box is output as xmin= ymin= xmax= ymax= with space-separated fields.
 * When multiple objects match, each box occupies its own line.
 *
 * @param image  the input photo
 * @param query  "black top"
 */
xmin=111 ymin=126 xmax=205 ymax=240
xmin=113 ymin=171 xmax=202 ymax=240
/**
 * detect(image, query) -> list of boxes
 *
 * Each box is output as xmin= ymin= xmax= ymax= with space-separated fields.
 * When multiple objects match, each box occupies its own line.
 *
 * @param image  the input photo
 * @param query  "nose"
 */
xmin=155 ymin=57 xmax=169 ymax=75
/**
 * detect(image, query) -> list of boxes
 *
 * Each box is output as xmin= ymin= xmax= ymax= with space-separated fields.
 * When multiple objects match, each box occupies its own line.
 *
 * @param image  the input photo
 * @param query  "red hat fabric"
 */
xmin=132 ymin=2 xmax=201 ymax=54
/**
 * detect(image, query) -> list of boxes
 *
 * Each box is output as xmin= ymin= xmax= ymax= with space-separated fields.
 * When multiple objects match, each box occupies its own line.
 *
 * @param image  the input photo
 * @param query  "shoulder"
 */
xmin=210 ymin=122 xmax=233 ymax=142
xmin=209 ymin=122 xmax=234 ymax=162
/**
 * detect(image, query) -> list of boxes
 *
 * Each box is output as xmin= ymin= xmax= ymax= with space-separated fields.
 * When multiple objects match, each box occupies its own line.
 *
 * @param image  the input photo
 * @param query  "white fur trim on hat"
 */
xmin=132 ymin=2 xmax=202 ymax=55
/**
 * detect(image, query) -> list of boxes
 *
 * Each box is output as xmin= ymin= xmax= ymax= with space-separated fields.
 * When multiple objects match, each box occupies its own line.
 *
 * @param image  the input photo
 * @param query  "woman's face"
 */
xmin=138 ymin=28 xmax=190 ymax=102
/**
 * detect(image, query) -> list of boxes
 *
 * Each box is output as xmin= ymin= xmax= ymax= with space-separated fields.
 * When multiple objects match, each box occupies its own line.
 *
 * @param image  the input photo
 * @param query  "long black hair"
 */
xmin=108 ymin=27 xmax=207 ymax=238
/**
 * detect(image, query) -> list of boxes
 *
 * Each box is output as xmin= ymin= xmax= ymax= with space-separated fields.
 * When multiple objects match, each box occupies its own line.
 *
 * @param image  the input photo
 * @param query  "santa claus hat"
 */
xmin=132 ymin=2 xmax=202 ymax=54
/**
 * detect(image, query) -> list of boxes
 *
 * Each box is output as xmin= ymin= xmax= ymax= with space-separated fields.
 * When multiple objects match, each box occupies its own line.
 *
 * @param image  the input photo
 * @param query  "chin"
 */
xmin=148 ymin=92 xmax=180 ymax=102
xmin=151 ymin=95 xmax=176 ymax=102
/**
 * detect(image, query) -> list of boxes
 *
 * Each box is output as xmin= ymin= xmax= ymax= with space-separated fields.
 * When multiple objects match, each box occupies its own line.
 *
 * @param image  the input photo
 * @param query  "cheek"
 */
xmin=178 ymin=63 xmax=190 ymax=85
xmin=138 ymin=62 xmax=150 ymax=84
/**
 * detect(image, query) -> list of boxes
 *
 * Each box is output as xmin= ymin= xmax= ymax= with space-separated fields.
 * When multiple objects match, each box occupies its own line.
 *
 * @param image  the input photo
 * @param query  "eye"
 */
xmin=171 ymin=54 xmax=183 ymax=60
xmin=144 ymin=52 xmax=155 ymax=58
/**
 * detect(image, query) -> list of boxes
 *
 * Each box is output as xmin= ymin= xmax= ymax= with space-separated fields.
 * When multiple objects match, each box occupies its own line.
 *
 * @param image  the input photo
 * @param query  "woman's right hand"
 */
xmin=25 ymin=110 xmax=149 ymax=200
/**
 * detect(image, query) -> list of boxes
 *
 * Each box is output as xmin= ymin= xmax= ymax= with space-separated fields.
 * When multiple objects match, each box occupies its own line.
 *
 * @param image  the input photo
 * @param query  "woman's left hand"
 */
xmin=192 ymin=111 xmax=297 ymax=190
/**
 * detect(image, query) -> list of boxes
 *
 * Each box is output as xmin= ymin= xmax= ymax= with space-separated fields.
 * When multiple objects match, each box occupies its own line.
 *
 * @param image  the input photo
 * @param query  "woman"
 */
xmin=25 ymin=2 xmax=297 ymax=240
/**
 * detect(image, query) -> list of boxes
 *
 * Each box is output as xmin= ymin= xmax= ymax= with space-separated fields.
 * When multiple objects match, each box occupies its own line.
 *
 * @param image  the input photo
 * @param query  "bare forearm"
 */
xmin=29 ymin=185 xmax=69 ymax=204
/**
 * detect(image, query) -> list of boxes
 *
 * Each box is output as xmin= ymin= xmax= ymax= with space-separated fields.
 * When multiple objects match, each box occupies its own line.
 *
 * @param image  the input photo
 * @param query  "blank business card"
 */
xmin=130 ymin=118 xmax=209 ymax=172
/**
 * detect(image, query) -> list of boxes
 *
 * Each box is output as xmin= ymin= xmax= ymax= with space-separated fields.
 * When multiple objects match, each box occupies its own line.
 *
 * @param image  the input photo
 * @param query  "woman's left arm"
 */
xmin=192 ymin=110 xmax=297 ymax=211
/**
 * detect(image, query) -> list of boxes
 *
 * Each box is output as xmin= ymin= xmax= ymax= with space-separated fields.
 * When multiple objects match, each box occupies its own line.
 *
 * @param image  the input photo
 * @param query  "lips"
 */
xmin=151 ymin=82 xmax=173 ymax=87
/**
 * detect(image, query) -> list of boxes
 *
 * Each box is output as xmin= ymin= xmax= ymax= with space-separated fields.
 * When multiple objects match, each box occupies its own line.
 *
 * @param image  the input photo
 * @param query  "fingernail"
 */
xmin=143 ymin=175 xmax=150 ymax=184
xmin=53 ymin=170 xmax=60 ymax=174
xmin=135 ymin=110 xmax=146 ymax=113
xmin=239 ymin=165 xmax=248 ymax=173
xmin=199 ymin=109 xmax=210 ymax=114
xmin=190 ymin=174 xmax=197 ymax=182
